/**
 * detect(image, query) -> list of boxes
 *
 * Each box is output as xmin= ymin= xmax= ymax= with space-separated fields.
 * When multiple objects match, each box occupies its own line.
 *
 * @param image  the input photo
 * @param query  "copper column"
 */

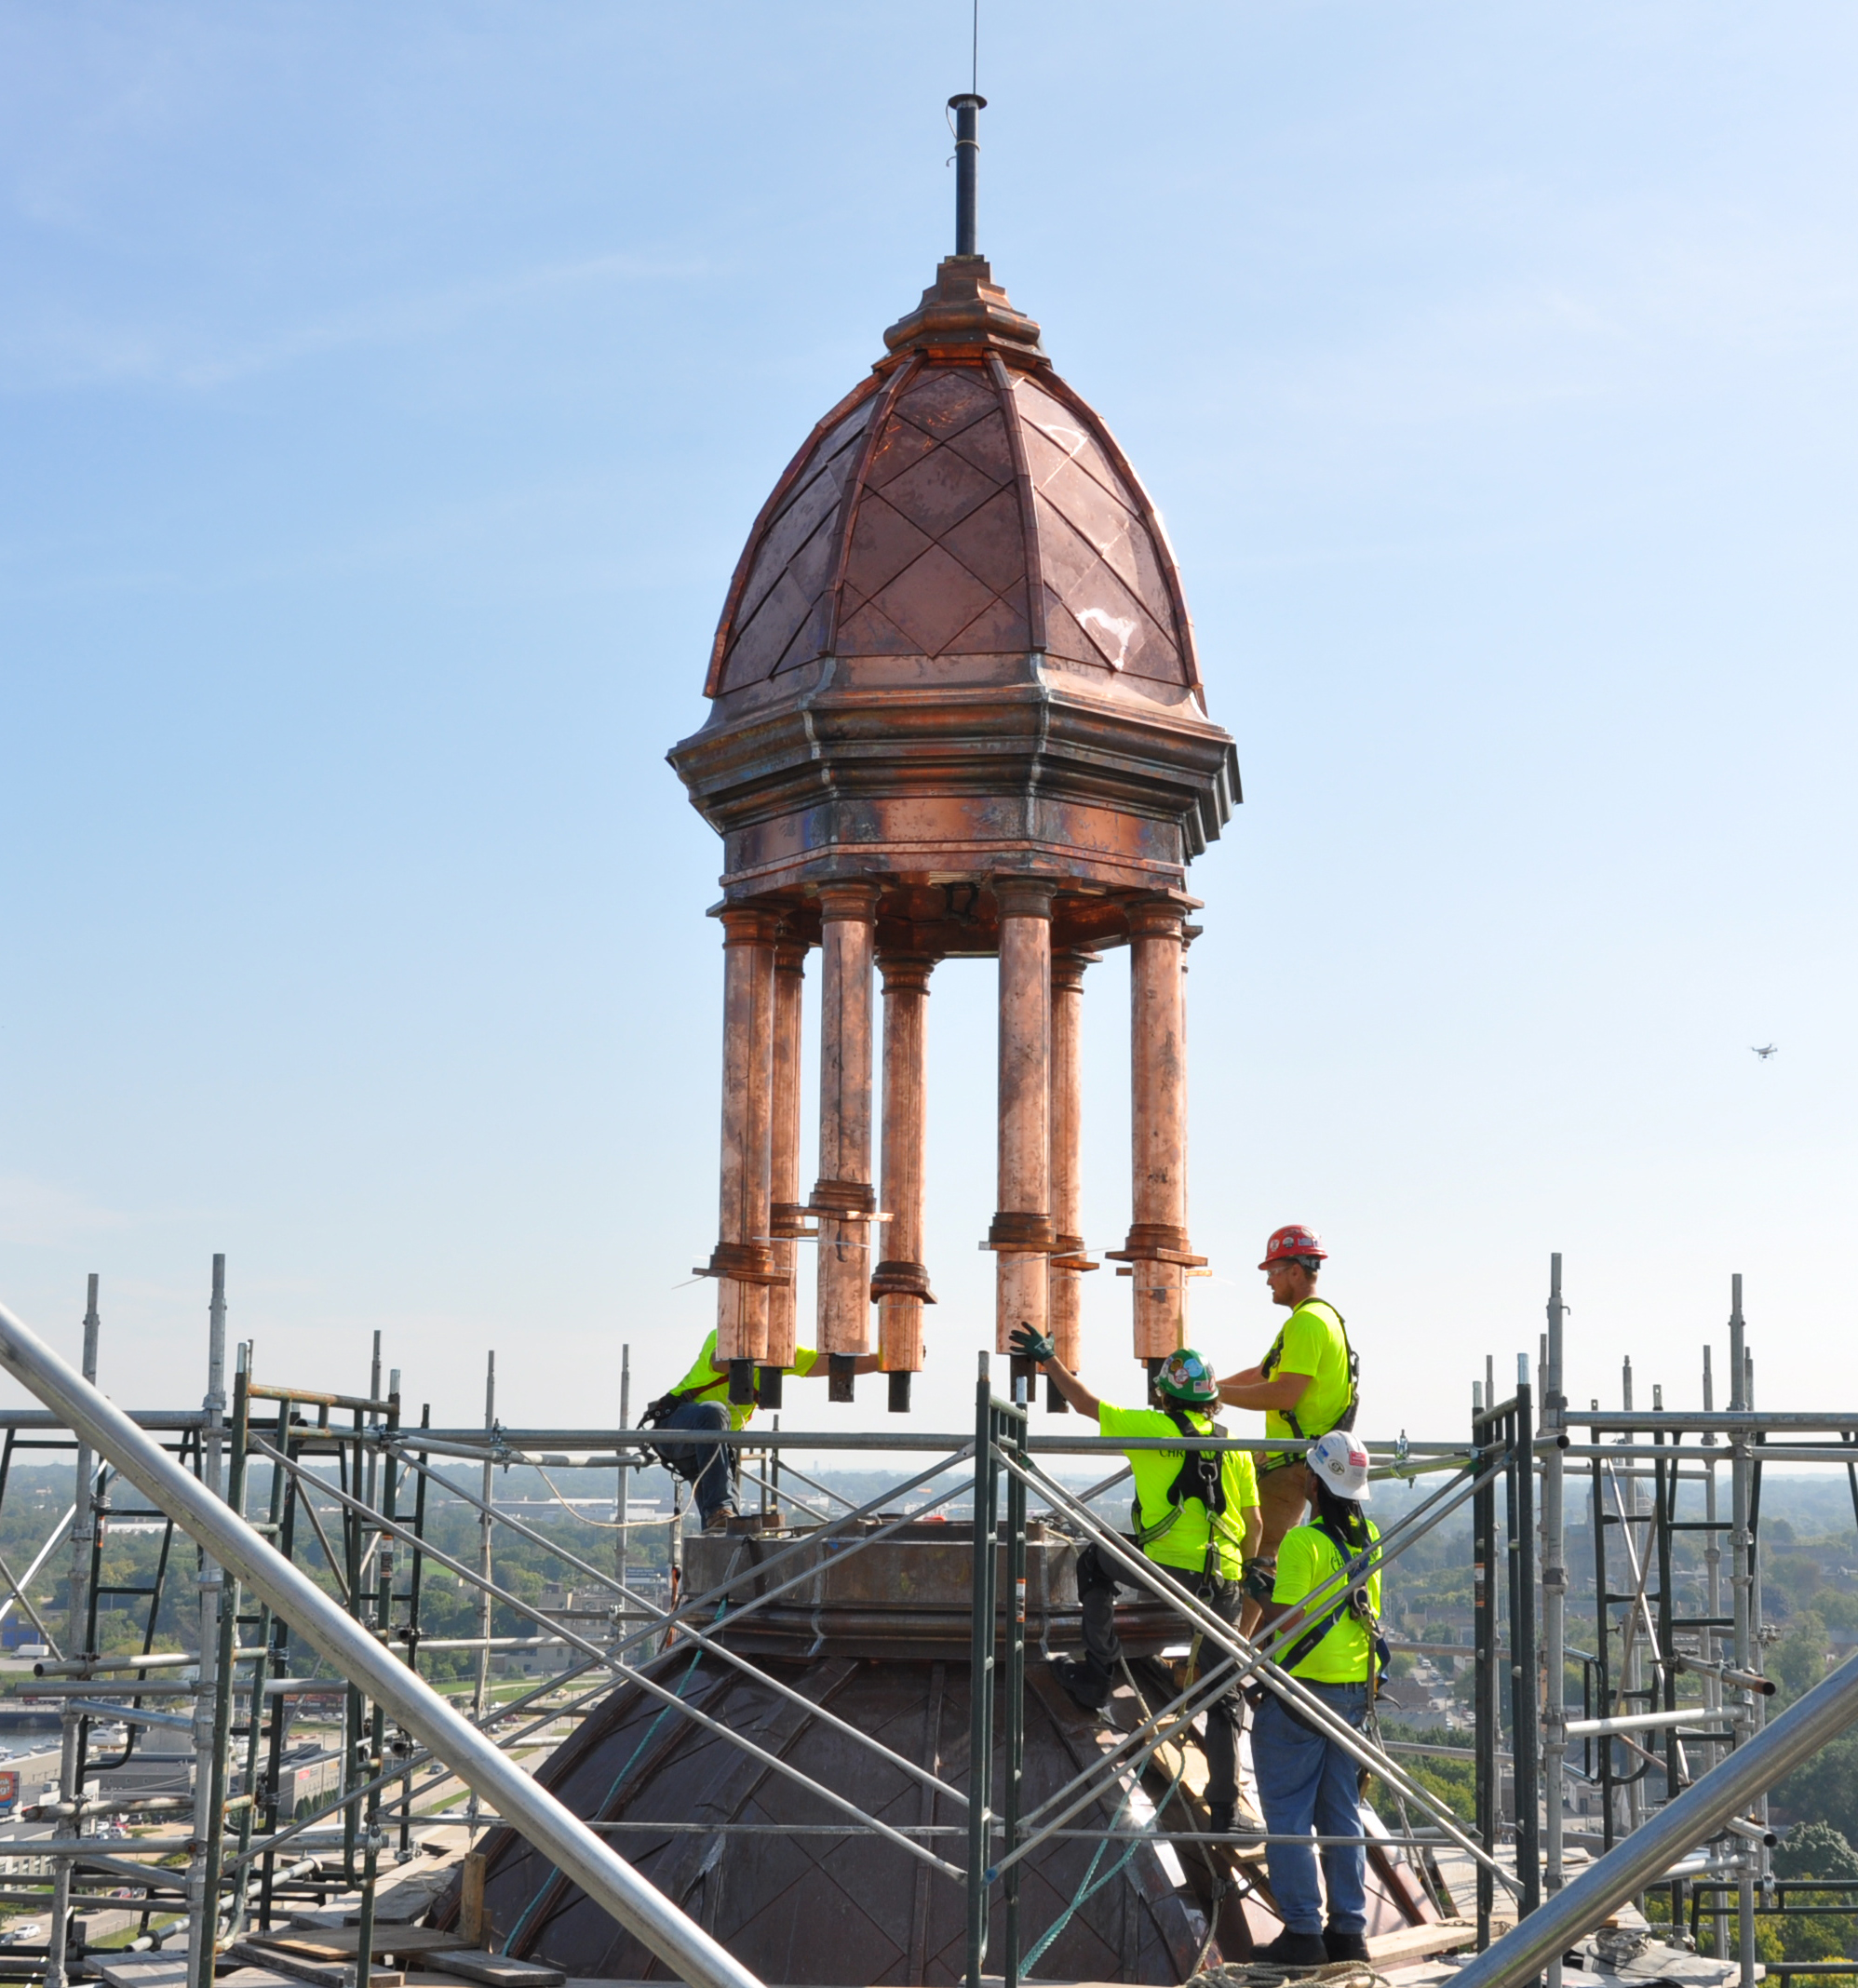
xmin=812 ymin=882 xmax=879 ymax=1401
xmin=707 ymin=907 xmax=780 ymax=1399
xmin=871 ymin=953 xmax=936 ymax=1413
xmin=990 ymin=879 xmax=1056 ymax=1367
xmin=1046 ymin=950 xmax=1092 ymax=1409
xmin=1120 ymin=895 xmax=1200 ymax=1364
xmin=762 ymin=935 xmax=810 ymax=1406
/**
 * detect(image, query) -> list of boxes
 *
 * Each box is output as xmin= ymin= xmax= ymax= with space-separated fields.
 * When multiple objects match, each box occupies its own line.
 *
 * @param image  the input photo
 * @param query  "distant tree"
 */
xmin=1772 ymin=1614 xmax=1832 ymax=1707
xmin=1778 ymin=1733 xmax=1858 ymax=1844
xmin=1773 ymin=1822 xmax=1858 ymax=1884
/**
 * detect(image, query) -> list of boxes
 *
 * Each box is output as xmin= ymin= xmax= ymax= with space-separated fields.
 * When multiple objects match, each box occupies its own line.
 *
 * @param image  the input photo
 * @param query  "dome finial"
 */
xmin=948 ymin=92 xmax=986 ymax=257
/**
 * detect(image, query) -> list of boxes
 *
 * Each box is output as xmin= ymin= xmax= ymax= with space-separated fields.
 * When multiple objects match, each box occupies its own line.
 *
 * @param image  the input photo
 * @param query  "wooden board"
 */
xmin=224 ymin=1944 xmax=404 ymax=1988
xmin=1367 ymin=1921 xmax=1480 ymax=1965
xmin=425 ymin=1953 xmax=568 ymax=1988
xmin=248 ymin=1928 xmax=473 ymax=1961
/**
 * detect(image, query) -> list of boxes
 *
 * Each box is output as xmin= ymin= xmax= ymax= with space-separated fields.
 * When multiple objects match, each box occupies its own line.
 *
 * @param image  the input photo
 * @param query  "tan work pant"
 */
xmin=1240 ymin=1461 xmax=1312 ymax=1636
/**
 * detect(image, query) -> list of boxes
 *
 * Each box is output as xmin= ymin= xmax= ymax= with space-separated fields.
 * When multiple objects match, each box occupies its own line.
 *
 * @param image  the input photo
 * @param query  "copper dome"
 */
xmin=707 ymin=258 xmax=1202 ymax=712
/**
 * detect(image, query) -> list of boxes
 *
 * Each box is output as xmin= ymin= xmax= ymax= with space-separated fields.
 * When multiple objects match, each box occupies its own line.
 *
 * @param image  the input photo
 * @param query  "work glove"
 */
xmin=1009 ymin=1324 xmax=1056 ymax=1365
xmin=1243 ymin=1557 xmax=1278 ymax=1605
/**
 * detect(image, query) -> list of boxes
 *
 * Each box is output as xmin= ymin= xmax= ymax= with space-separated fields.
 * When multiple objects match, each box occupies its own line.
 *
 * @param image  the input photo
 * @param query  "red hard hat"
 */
xmin=1259 ymin=1225 xmax=1326 ymax=1269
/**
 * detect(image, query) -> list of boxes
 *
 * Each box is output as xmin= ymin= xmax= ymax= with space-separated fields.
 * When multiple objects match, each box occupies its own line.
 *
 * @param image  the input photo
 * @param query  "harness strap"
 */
xmin=1261 ymin=1302 xmax=1361 ymax=1448
xmin=1273 ymin=1515 xmax=1383 ymax=1680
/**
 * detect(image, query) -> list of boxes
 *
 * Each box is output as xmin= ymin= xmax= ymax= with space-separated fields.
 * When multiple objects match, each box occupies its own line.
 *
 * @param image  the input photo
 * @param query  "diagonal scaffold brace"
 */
xmin=0 ymin=1297 xmax=767 ymax=1988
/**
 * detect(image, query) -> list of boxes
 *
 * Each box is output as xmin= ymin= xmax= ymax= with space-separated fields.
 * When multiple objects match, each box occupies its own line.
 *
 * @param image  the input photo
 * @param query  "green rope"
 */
xmin=499 ymin=1605 xmax=720 ymax=1956
xmin=1022 ymin=1664 xmax=1192 ymax=1977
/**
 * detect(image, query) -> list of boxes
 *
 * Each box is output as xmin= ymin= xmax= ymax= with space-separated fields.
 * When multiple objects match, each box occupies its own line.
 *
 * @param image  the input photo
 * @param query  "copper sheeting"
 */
xmin=710 ymin=344 xmax=1193 ymax=701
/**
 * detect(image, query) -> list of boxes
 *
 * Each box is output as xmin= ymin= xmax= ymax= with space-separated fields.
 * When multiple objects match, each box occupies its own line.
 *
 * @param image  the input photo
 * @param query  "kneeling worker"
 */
xmin=1218 ymin=1225 xmax=1358 ymax=1632
xmin=645 ymin=1329 xmax=882 ymax=1532
xmin=1248 ymin=1430 xmax=1382 ymax=1968
xmin=1009 ymin=1327 xmax=1260 ymax=1834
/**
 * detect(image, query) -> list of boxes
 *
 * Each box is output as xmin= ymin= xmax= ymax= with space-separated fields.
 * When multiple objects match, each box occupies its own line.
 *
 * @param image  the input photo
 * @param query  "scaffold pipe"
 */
xmin=0 ymin=1298 xmax=767 ymax=1988
xmin=1447 ymin=1653 xmax=1858 ymax=1988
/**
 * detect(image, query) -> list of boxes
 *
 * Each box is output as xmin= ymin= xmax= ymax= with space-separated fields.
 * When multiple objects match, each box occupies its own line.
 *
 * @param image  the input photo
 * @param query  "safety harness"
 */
xmin=1259 ymin=1301 xmax=1360 ymax=1446
xmin=1130 ymin=1405 xmax=1248 ymax=1583
xmin=1248 ymin=1514 xmax=1389 ymax=1714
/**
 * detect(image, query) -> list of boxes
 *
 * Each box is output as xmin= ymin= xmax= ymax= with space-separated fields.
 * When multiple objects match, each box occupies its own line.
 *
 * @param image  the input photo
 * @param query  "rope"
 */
xmin=1022 ymin=1659 xmax=1189 ymax=1977
xmin=532 ymin=1462 xmax=678 ymax=1527
xmin=497 ymin=1603 xmax=721 ymax=1956
xmin=1187 ymin=1965 xmax=1390 ymax=1988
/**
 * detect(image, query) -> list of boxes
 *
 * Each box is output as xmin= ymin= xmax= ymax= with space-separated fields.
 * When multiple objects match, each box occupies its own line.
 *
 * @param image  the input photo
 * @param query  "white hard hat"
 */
xmin=1308 ymin=1431 xmax=1372 ymax=1501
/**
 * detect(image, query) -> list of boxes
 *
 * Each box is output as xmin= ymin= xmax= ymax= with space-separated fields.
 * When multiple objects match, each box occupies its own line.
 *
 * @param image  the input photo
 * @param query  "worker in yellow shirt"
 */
xmin=1247 ymin=1431 xmax=1382 ymax=1968
xmin=1010 ymin=1328 xmax=1261 ymax=1834
xmin=643 ymin=1330 xmax=881 ymax=1531
xmin=1218 ymin=1225 xmax=1358 ymax=1632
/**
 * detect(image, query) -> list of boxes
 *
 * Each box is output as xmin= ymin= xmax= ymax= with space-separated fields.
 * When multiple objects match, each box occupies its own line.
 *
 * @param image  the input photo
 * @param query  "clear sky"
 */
xmin=4 ymin=4 xmax=1853 ymax=1448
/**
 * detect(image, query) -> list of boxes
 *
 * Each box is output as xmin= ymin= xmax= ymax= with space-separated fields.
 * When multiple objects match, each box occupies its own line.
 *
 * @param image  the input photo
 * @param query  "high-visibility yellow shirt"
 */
xmin=1097 ymin=1403 xmax=1259 ymax=1583
xmin=668 ymin=1330 xmax=820 ymax=1432
xmin=1272 ymin=1517 xmax=1382 ymax=1683
xmin=1261 ymin=1300 xmax=1353 ymax=1449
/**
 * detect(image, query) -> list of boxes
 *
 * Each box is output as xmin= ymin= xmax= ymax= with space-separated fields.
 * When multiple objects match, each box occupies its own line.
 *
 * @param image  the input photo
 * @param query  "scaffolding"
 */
xmin=0 ymin=1258 xmax=1850 ymax=1988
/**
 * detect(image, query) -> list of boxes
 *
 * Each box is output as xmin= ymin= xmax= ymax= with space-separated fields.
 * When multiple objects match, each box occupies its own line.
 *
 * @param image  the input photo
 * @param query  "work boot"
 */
xmin=1205 ymin=1803 xmax=1234 ymax=1835
xmin=1324 ymin=1929 xmax=1372 ymax=1963
xmin=1052 ymin=1657 xmax=1111 ymax=1711
xmin=1254 ymin=1929 xmax=1330 ymax=1970
xmin=702 ymin=1504 xmax=738 ymax=1533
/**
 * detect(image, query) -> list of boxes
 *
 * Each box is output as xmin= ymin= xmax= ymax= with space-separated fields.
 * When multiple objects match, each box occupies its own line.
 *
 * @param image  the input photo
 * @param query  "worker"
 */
xmin=1247 ymin=1430 xmax=1382 ymax=1968
xmin=1009 ymin=1327 xmax=1261 ymax=1834
xmin=1218 ymin=1224 xmax=1359 ymax=1632
xmin=643 ymin=1329 xmax=881 ymax=1532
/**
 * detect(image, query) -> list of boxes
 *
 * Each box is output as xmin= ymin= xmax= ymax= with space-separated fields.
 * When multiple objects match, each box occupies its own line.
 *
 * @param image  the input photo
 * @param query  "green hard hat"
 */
xmin=1156 ymin=1348 xmax=1218 ymax=1404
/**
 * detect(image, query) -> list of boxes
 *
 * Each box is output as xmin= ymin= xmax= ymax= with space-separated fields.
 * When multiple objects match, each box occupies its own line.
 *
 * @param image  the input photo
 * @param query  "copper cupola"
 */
xmin=669 ymin=100 xmax=1240 ymax=1410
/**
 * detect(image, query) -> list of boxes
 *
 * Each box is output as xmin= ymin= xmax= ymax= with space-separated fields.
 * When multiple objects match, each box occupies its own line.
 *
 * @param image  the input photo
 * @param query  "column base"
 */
xmin=1045 ymin=1377 xmax=1070 ymax=1416
xmin=756 ymin=1365 xmax=784 ymax=1410
xmin=887 ymin=1370 xmax=911 ymax=1414
xmin=828 ymin=1353 xmax=857 ymax=1404
xmin=727 ymin=1359 xmax=757 ymax=1407
xmin=1009 ymin=1354 xmax=1039 ymax=1401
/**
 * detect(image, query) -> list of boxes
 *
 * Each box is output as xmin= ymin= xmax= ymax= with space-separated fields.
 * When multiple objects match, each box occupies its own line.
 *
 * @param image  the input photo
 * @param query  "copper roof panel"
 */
xmin=869 ymin=543 xmax=998 ymax=654
xmin=862 ymin=413 xmax=939 ymax=491
xmin=942 ymin=407 xmax=1017 ymax=483
xmin=772 ymin=590 xmax=835 ymax=676
xmin=936 ymin=485 xmax=1029 ymax=595
xmin=725 ymin=567 xmax=818 ymax=684
xmin=835 ymin=589 xmax=919 ymax=656
xmin=1013 ymin=374 xmax=1136 ymax=508
xmin=736 ymin=449 xmax=856 ymax=627
xmin=876 ymin=440 xmax=1002 ymax=539
xmin=943 ymin=579 xmax=1031 ymax=654
xmin=841 ymin=490 xmax=936 ymax=599
xmin=894 ymin=367 xmax=995 ymax=439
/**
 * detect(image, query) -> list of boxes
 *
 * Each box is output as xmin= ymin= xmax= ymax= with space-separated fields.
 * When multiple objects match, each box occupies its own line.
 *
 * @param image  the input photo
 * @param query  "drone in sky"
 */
xmin=1751 ymin=1044 xmax=1779 ymax=1061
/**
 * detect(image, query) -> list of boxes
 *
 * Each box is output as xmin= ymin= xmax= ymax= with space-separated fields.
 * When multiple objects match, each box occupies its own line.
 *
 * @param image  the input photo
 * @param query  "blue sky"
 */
xmin=3 ymin=3 xmax=1853 ymax=1444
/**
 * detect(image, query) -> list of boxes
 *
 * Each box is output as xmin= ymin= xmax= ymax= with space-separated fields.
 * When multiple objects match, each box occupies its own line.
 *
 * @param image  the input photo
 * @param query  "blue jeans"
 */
xmin=1250 ymin=1681 xmax=1370 ymax=1936
xmin=654 ymin=1401 xmax=736 ymax=1525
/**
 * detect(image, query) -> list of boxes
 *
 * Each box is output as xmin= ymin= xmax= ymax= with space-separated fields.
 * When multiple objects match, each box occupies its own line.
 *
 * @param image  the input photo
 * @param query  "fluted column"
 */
xmin=1046 ymin=950 xmax=1094 ymax=1410
xmin=706 ymin=907 xmax=781 ymax=1400
xmin=761 ymin=934 xmax=810 ymax=1407
xmin=812 ymin=881 xmax=880 ymax=1401
xmin=871 ymin=953 xmax=937 ymax=1414
xmin=990 ymin=879 xmax=1057 ymax=1369
xmin=1118 ymin=895 xmax=1202 ymax=1365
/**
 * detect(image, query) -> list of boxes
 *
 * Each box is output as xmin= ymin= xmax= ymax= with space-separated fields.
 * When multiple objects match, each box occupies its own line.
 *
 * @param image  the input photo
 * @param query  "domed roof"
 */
xmin=706 ymin=256 xmax=1203 ymax=710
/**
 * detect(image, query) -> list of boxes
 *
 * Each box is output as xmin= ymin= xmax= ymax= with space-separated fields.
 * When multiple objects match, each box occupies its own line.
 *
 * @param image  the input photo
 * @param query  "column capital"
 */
xmin=878 ymin=951 xmax=938 ymax=995
xmin=1125 ymin=895 xmax=1188 ymax=941
xmin=992 ymin=875 xmax=1059 ymax=920
xmin=816 ymin=880 xmax=882 ymax=923
xmin=717 ymin=905 xmax=781 ymax=946
xmin=1050 ymin=949 xmax=1095 ymax=995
